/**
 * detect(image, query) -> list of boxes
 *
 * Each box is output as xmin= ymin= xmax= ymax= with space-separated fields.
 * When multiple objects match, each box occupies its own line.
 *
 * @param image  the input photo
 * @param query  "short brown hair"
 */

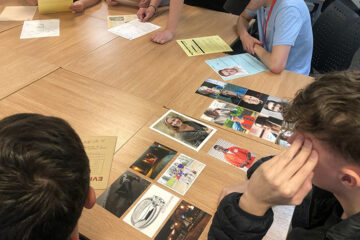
xmin=283 ymin=71 xmax=360 ymax=163
xmin=0 ymin=114 xmax=90 ymax=240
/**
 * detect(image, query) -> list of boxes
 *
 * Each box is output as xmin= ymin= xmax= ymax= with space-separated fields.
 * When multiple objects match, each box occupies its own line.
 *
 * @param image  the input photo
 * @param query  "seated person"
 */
xmin=26 ymin=0 xmax=100 ymax=12
xmin=209 ymin=71 xmax=360 ymax=239
xmin=106 ymin=0 xmax=226 ymax=44
xmin=237 ymin=0 xmax=313 ymax=75
xmin=0 ymin=114 xmax=96 ymax=240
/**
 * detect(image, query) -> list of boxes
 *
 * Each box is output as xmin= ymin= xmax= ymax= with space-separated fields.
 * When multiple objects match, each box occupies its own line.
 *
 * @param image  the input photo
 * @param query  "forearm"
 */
xmin=254 ymin=44 xmax=288 ymax=74
xmin=166 ymin=0 xmax=184 ymax=33
xmin=237 ymin=15 xmax=250 ymax=39
xmin=149 ymin=0 xmax=162 ymax=7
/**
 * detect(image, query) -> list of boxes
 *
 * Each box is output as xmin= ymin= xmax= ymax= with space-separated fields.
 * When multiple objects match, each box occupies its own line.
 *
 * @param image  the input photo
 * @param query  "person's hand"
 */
xmin=151 ymin=30 xmax=174 ymax=44
xmin=239 ymin=135 xmax=318 ymax=216
xmin=239 ymin=32 xmax=263 ymax=55
xmin=26 ymin=0 xmax=38 ymax=5
xmin=218 ymin=181 xmax=249 ymax=204
xmin=137 ymin=6 xmax=155 ymax=22
xmin=106 ymin=0 xmax=120 ymax=6
xmin=69 ymin=1 xmax=85 ymax=12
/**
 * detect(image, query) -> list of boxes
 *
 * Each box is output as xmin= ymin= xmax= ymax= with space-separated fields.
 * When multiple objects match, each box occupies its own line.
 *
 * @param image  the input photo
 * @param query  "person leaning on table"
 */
xmin=209 ymin=71 xmax=360 ymax=240
xmin=236 ymin=0 xmax=313 ymax=75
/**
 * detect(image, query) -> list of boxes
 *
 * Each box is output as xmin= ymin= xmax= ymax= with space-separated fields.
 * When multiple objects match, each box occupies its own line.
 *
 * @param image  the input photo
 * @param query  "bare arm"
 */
xmin=254 ymin=44 xmax=291 ymax=74
xmin=151 ymin=0 xmax=184 ymax=44
xmin=237 ymin=11 xmax=262 ymax=55
xmin=70 ymin=0 xmax=100 ymax=12
xmin=26 ymin=0 xmax=38 ymax=5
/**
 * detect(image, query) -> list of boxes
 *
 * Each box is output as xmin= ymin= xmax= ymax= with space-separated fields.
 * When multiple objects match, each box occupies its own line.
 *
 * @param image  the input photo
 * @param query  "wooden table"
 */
xmin=80 ymin=109 xmax=292 ymax=240
xmin=0 ymin=1 xmax=313 ymax=239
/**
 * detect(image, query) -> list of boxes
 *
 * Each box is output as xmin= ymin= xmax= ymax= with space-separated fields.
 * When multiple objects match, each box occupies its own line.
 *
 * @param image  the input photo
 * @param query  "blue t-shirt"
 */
xmin=247 ymin=0 xmax=313 ymax=75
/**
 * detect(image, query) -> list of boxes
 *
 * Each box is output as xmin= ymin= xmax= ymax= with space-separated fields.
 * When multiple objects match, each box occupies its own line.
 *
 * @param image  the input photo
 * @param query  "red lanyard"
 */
xmin=262 ymin=0 xmax=277 ymax=41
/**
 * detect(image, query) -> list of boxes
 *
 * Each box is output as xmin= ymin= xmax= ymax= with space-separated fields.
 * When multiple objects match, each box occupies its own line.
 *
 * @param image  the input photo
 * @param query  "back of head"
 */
xmin=0 ymin=114 xmax=90 ymax=240
xmin=284 ymin=71 xmax=360 ymax=163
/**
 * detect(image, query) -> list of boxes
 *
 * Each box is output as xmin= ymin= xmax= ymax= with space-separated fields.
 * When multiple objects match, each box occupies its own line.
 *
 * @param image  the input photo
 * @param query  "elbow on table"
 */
xmin=268 ymin=62 xmax=286 ymax=74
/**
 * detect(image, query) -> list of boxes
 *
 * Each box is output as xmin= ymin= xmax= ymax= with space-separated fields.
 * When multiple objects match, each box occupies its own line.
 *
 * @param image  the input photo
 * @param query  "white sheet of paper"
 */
xmin=20 ymin=19 xmax=60 ymax=39
xmin=0 ymin=6 xmax=37 ymax=21
xmin=108 ymin=19 xmax=160 ymax=40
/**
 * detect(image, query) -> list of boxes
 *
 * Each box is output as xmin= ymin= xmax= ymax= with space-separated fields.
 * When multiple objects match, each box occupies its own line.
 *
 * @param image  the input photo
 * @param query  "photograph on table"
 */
xmin=154 ymin=200 xmax=212 ymax=240
xmin=208 ymin=138 xmax=257 ymax=170
xmin=201 ymin=100 xmax=236 ymax=125
xmin=260 ymin=96 xmax=288 ymax=120
xmin=276 ymin=129 xmax=293 ymax=147
xmin=205 ymin=53 xmax=268 ymax=80
xmin=238 ymin=89 xmax=268 ymax=112
xmin=158 ymin=154 xmax=205 ymax=195
xmin=96 ymin=171 xmax=150 ymax=218
xmin=195 ymin=78 xmax=226 ymax=99
xmin=150 ymin=110 xmax=216 ymax=151
xmin=216 ymin=83 xmax=249 ymax=105
xmin=249 ymin=114 xmax=283 ymax=143
xmin=223 ymin=107 xmax=258 ymax=133
xmin=130 ymin=142 xmax=177 ymax=179
xmin=123 ymin=184 xmax=180 ymax=238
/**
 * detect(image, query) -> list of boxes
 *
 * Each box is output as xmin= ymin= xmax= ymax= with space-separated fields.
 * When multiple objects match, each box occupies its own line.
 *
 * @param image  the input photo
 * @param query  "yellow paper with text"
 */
xmin=38 ymin=0 xmax=72 ymax=13
xmin=177 ymin=35 xmax=233 ymax=56
xmin=82 ymin=136 xmax=117 ymax=190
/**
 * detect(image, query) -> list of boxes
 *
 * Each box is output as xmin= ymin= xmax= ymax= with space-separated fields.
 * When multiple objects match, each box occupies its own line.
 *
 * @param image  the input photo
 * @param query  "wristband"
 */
xmin=148 ymin=4 xmax=157 ymax=13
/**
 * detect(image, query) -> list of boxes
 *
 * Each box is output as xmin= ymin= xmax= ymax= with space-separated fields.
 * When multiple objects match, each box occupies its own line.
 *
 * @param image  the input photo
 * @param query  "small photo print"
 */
xmin=130 ymin=142 xmax=177 ymax=179
xmin=96 ymin=171 xmax=150 ymax=218
xmin=201 ymin=100 xmax=236 ymax=125
xmin=223 ymin=107 xmax=258 ymax=133
xmin=208 ymin=138 xmax=257 ymax=170
xmin=216 ymin=65 xmax=248 ymax=79
xmin=158 ymin=154 xmax=206 ymax=195
xmin=249 ymin=114 xmax=283 ymax=143
xmin=195 ymin=78 xmax=226 ymax=99
xmin=123 ymin=184 xmax=180 ymax=238
xmin=150 ymin=110 xmax=216 ymax=151
xmin=154 ymin=200 xmax=212 ymax=240
xmin=260 ymin=96 xmax=288 ymax=120
xmin=216 ymin=83 xmax=248 ymax=105
xmin=276 ymin=129 xmax=293 ymax=147
xmin=238 ymin=89 xmax=269 ymax=112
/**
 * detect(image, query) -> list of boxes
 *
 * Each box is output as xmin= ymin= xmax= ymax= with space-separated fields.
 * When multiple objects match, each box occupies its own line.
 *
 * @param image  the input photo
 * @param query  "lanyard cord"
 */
xmin=262 ymin=0 xmax=277 ymax=41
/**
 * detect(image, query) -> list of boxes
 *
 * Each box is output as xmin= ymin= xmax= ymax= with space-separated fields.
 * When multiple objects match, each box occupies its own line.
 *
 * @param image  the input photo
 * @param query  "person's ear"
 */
xmin=339 ymin=168 xmax=360 ymax=188
xmin=84 ymin=186 xmax=96 ymax=209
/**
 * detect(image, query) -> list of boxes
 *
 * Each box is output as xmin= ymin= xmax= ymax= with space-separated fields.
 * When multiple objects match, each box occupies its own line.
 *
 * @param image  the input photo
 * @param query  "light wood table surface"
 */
xmin=167 ymin=70 xmax=313 ymax=148
xmin=0 ymin=0 xmax=26 ymax=32
xmin=0 ymin=12 xmax=117 ymax=66
xmin=0 ymin=69 xmax=162 ymax=150
xmin=64 ymin=4 xmax=238 ymax=105
xmin=80 ymin=109 xmax=289 ymax=240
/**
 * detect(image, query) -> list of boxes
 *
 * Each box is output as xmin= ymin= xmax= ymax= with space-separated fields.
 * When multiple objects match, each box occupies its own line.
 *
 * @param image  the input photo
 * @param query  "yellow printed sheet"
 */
xmin=107 ymin=14 xmax=138 ymax=29
xmin=38 ymin=0 xmax=72 ymax=13
xmin=82 ymin=136 xmax=117 ymax=190
xmin=176 ymin=35 xmax=233 ymax=56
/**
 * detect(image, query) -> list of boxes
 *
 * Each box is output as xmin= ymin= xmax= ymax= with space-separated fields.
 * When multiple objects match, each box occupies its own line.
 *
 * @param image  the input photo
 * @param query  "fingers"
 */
xmin=275 ymin=134 xmax=305 ymax=168
xmin=287 ymin=132 xmax=298 ymax=144
xmin=290 ymin=172 xmax=314 ymax=205
xmin=289 ymin=150 xmax=318 ymax=189
xmin=143 ymin=10 xmax=153 ymax=22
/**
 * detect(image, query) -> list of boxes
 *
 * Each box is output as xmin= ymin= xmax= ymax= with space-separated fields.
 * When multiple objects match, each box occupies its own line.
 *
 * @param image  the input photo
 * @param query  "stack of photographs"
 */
xmin=196 ymin=79 xmax=291 ymax=145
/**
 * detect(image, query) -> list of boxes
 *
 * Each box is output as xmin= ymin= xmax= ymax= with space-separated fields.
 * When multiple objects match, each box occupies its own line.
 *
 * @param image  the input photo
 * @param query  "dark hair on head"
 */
xmin=213 ymin=145 xmax=221 ymax=149
xmin=0 ymin=113 xmax=90 ymax=240
xmin=283 ymin=70 xmax=360 ymax=163
xmin=264 ymin=100 xmax=282 ymax=112
xmin=218 ymin=69 xmax=227 ymax=77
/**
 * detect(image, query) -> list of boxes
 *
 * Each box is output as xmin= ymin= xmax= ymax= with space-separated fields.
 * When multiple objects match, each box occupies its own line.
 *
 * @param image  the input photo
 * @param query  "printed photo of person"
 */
xmin=223 ymin=107 xmax=258 ymax=133
xmin=217 ymin=66 xmax=248 ymax=79
xmin=195 ymin=79 xmax=226 ymax=98
xmin=96 ymin=171 xmax=150 ymax=218
xmin=238 ymin=89 xmax=269 ymax=112
xmin=208 ymin=138 xmax=257 ymax=171
xmin=249 ymin=114 xmax=283 ymax=143
xmin=216 ymin=83 xmax=248 ymax=105
xmin=201 ymin=100 xmax=236 ymax=125
xmin=260 ymin=96 xmax=288 ymax=120
xmin=150 ymin=110 xmax=216 ymax=151
xmin=130 ymin=142 xmax=177 ymax=179
xmin=155 ymin=200 xmax=211 ymax=240
xmin=276 ymin=129 xmax=293 ymax=147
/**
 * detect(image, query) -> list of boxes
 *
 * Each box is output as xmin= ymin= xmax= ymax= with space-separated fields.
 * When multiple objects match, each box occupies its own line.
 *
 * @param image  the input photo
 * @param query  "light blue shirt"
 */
xmin=247 ymin=0 xmax=313 ymax=75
